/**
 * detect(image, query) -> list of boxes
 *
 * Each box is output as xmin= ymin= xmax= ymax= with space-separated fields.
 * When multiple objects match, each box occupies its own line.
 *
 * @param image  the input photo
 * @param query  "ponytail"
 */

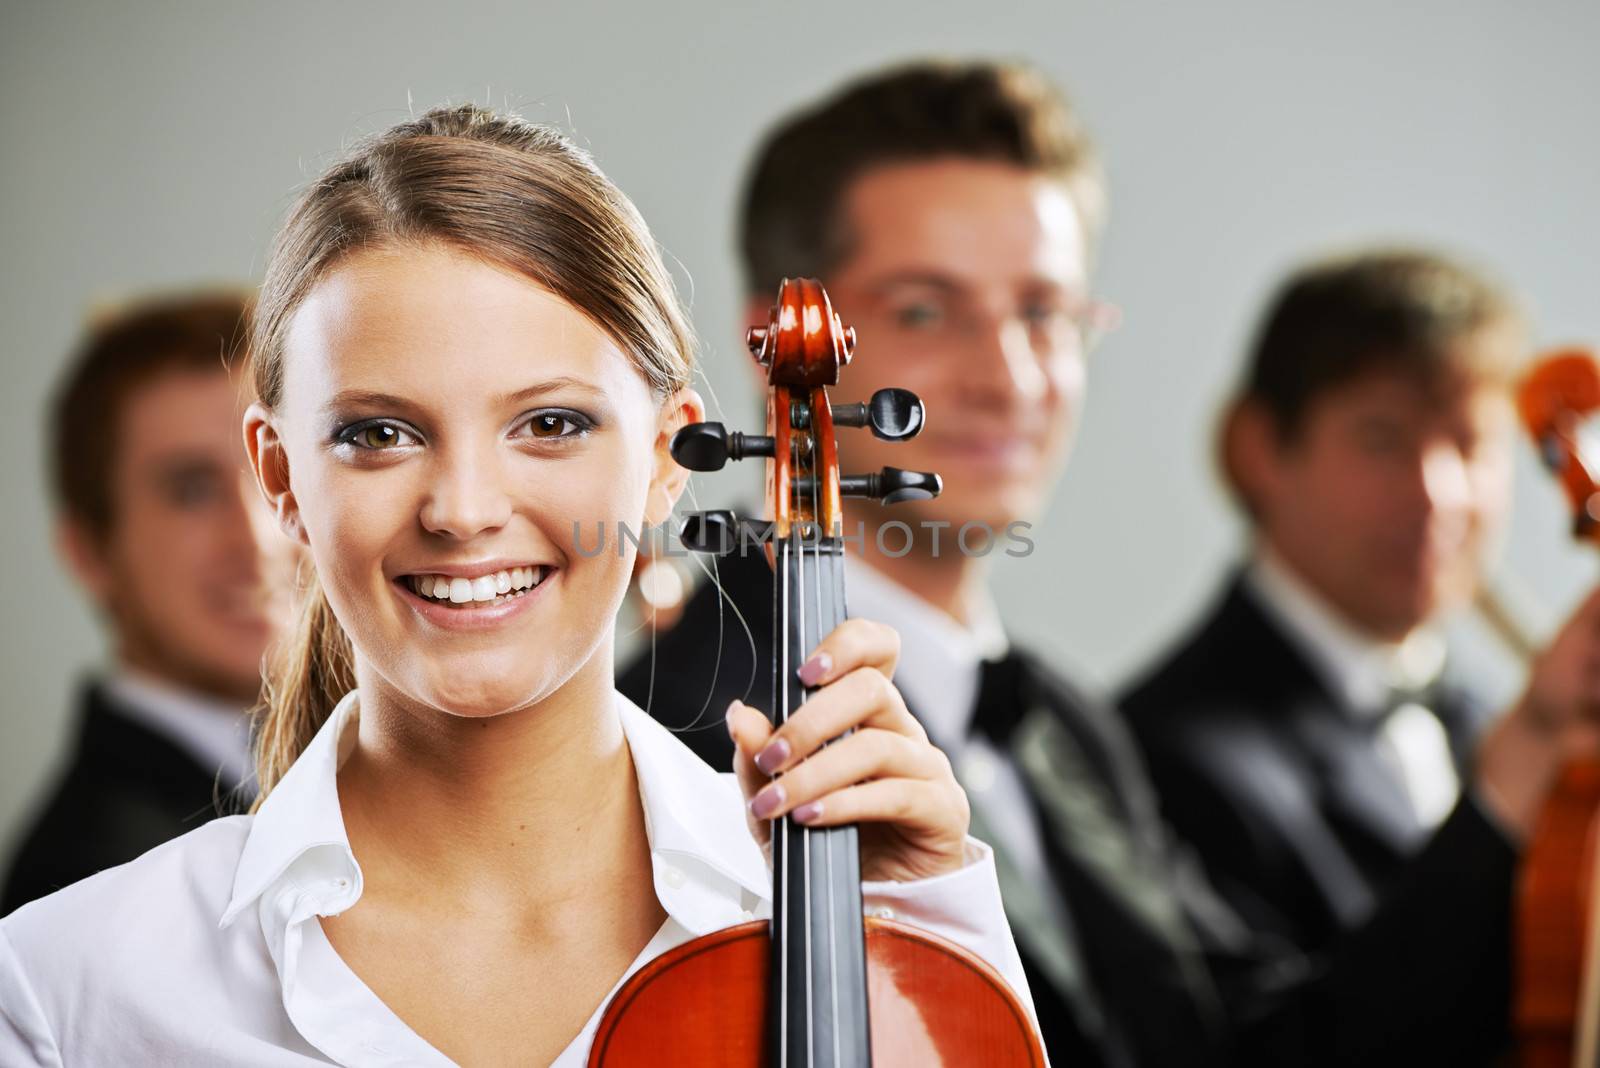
xmin=251 ymin=568 xmax=355 ymax=807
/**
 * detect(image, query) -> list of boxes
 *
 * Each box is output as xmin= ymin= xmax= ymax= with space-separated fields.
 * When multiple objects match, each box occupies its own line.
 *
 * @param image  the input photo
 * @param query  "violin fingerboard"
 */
xmin=769 ymin=536 xmax=871 ymax=1068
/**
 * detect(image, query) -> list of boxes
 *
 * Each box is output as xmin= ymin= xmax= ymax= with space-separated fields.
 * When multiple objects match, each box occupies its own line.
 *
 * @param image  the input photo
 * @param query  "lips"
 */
xmin=393 ymin=563 xmax=556 ymax=631
xmin=926 ymin=434 xmax=1039 ymax=469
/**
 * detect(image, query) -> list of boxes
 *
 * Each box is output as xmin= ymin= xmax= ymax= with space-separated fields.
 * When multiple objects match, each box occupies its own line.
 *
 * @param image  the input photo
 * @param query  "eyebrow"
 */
xmin=867 ymin=272 xmax=965 ymax=295
xmin=866 ymin=271 xmax=1078 ymax=296
xmin=142 ymin=452 xmax=234 ymax=486
xmin=320 ymin=376 xmax=604 ymax=415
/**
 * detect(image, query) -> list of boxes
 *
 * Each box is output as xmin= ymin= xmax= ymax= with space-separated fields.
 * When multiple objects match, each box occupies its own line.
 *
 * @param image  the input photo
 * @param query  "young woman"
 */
xmin=0 ymin=106 xmax=1034 ymax=1065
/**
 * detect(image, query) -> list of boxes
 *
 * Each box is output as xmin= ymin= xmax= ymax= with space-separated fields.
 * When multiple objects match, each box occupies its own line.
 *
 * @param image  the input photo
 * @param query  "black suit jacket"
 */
xmin=1 ymin=682 xmax=246 ymax=914
xmin=621 ymin=552 xmax=1518 ymax=1066
xmin=1119 ymin=575 xmax=1500 ymax=948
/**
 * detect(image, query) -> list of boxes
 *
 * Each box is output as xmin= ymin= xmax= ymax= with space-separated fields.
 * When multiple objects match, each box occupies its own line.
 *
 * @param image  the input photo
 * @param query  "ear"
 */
xmin=1219 ymin=397 xmax=1286 ymax=523
xmin=644 ymin=387 xmax=706 ymax=528
xmin=54 ymin=513 xmax=114 ymax=606
xmin=243 ymin=402 xmax=309 ymax=546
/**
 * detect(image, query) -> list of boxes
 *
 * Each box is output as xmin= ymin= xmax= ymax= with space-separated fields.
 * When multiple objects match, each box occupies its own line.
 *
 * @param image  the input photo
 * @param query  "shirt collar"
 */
xmin=220 ymin=687 xmax=771 ymax=935
xmin=841 ymin=555 xmax=1007 ymax=744
xmin=220 ymin=688 xmax=362 ymax=929
xmin=1245 ymin=547 xmax=1446 ymax=716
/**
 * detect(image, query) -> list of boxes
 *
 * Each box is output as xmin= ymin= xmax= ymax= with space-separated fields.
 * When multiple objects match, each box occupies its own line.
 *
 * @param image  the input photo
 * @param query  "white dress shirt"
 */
xmin=1245 ymin=549 xmax=1460 ymax=830
xmin=841 ymin=557 xmax=1077 ymax=947
xmin=0 ymin=687 xmax=1036 ymax=1066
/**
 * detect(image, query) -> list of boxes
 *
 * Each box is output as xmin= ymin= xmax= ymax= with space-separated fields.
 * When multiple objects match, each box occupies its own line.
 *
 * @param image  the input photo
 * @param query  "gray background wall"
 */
xmin=2 ymin=0 xmax=1596 ymax=851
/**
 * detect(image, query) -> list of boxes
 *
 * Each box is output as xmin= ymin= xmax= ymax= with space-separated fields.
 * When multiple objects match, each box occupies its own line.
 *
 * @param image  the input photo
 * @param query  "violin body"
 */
xmin=1518 ymin=761 xmax=1600 ymax=1067
xmin=589 ymin=919 xmax=1047 ymax=1066
xmin=591 ymin=278 xmax=1045 ymax=1066
xmin=1513 ymin=348 xmax=1600 ymax=1067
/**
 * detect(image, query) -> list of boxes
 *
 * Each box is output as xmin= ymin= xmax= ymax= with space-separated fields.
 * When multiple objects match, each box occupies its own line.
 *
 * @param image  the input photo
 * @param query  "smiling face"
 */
xmin=799 ymin=159 xmax=1094 ymax=534
xmin=257 ymin=242 xmax=690 ymax=719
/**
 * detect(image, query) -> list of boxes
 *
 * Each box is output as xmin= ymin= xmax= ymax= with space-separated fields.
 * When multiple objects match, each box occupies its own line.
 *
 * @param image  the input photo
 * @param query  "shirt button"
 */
xmin=662 ymin=866 xmax=686 ymax=889
xmin=741 ymin=909 xmax=755 ymax=921
xmin=868 ymin=905 xmax=895 ymax=920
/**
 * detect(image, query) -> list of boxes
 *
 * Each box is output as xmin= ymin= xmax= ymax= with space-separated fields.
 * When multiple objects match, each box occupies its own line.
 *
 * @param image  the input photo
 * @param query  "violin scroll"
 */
xmin=673 ymin=277 xmax=941 ymax=547
xmin=1516 ymin=348 xmax=1600 ymax=538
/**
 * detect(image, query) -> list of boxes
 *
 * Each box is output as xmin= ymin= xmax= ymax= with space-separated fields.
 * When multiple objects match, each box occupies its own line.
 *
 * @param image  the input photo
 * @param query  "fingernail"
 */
xmin=725 ymin=700 xmax=740 ymax=738
xmin=793 ymin=801 xmax=824 ymax=824
xmin=754 ymin=737 xmax=790 ymax=774
xmin=798 ymin=652 xmax=832 ymax=687
xmin=750 ymin=782 xmax=786 ymax=820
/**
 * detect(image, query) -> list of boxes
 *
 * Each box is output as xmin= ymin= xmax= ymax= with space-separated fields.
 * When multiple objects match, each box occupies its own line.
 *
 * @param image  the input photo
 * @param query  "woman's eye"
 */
xmin=519 ymin=411 xmax=590 ymax=440
xmin=338 ymin=422 xmax=417 ymax=450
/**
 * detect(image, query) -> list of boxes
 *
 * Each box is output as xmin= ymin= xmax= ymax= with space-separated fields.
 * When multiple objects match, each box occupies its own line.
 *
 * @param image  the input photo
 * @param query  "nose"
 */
xmin=1417 ymin=441 xmax=1472 ymax=517
xmin=969 ymin=314 xmax=1049 ymax=406
xmin=234 ymin=471 xmax=281 ymax=560
xmin=419 ymin=444 xmax=514 ymax=540
xmin=220 ymin=474 xmax=269 ymax=580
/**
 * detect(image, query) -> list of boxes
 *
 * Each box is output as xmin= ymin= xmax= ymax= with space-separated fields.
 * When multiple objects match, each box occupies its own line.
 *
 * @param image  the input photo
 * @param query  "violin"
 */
xmin=1513 ymin=347 xmax=1600 ymax=1068
xmin=589 ymin=278 xmax=1046 ymax=1066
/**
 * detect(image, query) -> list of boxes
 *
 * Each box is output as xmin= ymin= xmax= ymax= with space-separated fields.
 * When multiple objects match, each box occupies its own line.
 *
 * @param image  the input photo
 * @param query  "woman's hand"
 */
xmin=727 ymin=618 xmax=970 ymax=883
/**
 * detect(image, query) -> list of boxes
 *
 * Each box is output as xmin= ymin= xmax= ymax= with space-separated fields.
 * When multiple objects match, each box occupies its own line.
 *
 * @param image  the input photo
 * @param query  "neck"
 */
xmin=338 ymin=648 xmax=650 ymax=915
xmin=1253 ymin=539 xmax=1416 ymax=649
xmin=115 ymin=643 xmax=258 ymax=706
xmin=842 ymin=504 xmax=992 ymax=627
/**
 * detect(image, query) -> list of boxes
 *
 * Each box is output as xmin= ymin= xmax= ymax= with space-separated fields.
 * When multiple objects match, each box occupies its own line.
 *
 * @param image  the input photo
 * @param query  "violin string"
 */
xmin=792 ymin=399 xmax=815 ymax=1068
xmin=810 ymin=396 xmax=841 ymax=1068
xmin=779 ymin=529 xmax=791 ymax=1068
xmin=833 ymin=498 xmax=852 ymax=1065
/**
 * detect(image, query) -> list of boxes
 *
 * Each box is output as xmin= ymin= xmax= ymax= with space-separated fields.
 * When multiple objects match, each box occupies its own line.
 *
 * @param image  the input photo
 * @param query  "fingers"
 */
xmin=796 ymin=618 xmax=900 ymax=689
xmin=727 ymin=700 xmax=776 ymax=805
xmin=771 ymin=777 xmax=968 ymax=833
xmin=745 ymin=727 xmax=948 ymax=823
xmin=749 ymin=667 xmax=926 ymax=778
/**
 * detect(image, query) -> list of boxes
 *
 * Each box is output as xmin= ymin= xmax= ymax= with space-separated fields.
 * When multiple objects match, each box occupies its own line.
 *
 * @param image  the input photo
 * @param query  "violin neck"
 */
xmin=769 ymin=533 xmax=871 ymax=1067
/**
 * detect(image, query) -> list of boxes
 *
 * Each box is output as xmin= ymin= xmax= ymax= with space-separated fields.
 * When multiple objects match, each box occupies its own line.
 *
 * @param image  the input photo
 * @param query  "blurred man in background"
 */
xmin=622 ymin=61 xmax=1600 ymax=1065
xmin=1120 ymin=251 xmax=1546 ymax=950
xmin=1 ymin=292 xmax=296 ymax=913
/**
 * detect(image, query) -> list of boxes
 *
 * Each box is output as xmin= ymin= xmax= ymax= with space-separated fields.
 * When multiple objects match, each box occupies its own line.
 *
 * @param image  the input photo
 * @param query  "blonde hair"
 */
xmin=249 ymin=104 xmax=695 ymax=802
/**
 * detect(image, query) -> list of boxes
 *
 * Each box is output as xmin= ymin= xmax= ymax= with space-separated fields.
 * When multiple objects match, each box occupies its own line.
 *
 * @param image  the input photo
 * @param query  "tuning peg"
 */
xmin=746 ymin=325 xmax=769 ymax=362
xmin=679 ymin=510 xmax=739 ymax=554
xmin=670 ymin=422 xmax=776 ymax=472
xmin=1537 ymin=434 xmax=1565 ymax=473
xmin=833 ymin=388 xmax=925 ymax=441
xmin=678 ymin=510 xmax=773 ymax=555
xmin=839 ymin=466 xmax=942 ymax=505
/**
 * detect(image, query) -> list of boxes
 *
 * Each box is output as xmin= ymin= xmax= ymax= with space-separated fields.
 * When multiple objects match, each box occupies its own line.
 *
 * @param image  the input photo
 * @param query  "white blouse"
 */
xmin=0 ymin=688 xmax=1037 ymax=1065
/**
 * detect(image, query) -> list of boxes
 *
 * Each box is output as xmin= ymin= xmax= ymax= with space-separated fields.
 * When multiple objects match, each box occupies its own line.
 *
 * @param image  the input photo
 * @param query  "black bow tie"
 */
xmin=970 ymin=650 xmax=1031 ymax=749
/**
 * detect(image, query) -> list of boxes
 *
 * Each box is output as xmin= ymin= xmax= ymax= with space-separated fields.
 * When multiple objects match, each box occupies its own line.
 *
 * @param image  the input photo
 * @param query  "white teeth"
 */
xmin=407 ymin=568 xmax=545 ymax=604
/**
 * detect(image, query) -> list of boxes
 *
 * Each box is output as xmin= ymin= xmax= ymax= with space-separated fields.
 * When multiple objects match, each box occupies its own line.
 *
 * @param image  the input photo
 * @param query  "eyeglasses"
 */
xmin=872 ymin=292 xmax=1122 ymax=352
